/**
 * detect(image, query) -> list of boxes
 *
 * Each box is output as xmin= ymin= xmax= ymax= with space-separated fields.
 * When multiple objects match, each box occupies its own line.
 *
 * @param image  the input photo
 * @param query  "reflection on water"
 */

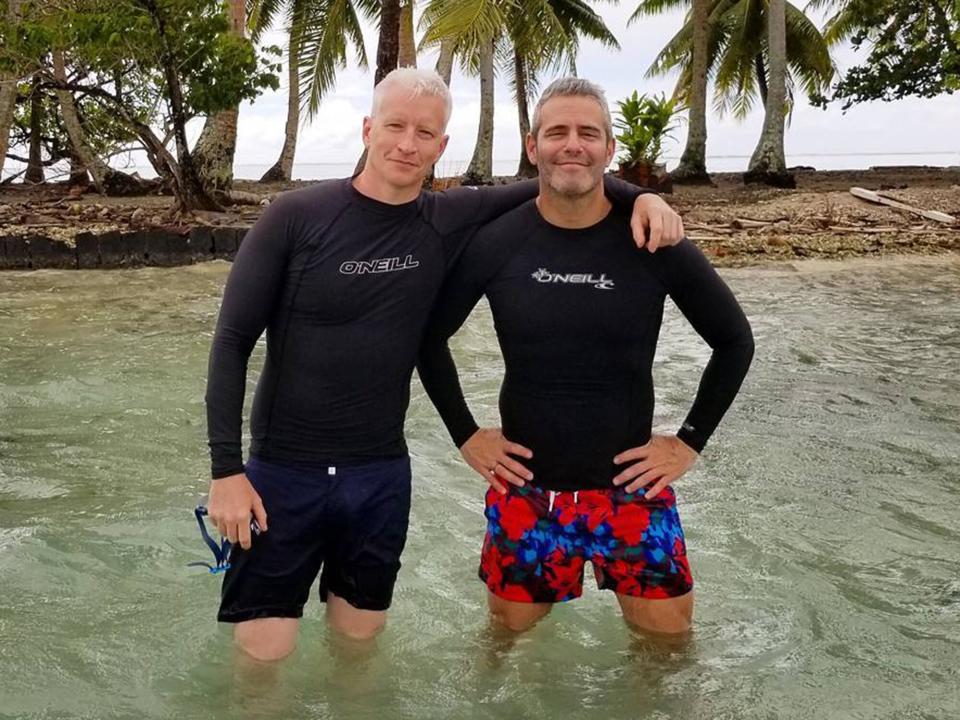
xmin=1 ymin=257 xmax=959 ymax=719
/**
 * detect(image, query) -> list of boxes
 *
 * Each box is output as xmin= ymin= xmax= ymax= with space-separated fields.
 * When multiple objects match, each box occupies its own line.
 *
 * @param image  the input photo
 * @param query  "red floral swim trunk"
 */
xmin=480 ymin=483 xmax=693 ymax=603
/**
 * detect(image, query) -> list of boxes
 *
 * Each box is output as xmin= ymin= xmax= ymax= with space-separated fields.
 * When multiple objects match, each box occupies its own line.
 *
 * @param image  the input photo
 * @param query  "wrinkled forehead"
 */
xmin=372 ymin=85 xmax=449 ymax=130
xmin=537 ymin=95 xmax=609 ymax=134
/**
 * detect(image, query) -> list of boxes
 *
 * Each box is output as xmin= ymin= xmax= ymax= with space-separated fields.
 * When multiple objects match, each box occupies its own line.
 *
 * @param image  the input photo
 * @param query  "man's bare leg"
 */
xmin=234 ymin=617 xmax=299 ymax=662
xmin=616 ymin=590 xmax=694 ymax=637
xmin=487 ymin=590 xmax=553 ymax=633
xmin=326 ymin=590 xmax=386 ymax=642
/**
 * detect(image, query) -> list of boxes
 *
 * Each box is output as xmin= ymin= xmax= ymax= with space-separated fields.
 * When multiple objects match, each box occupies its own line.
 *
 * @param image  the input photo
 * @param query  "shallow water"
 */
xmin=1 ymin=257 xmax=958 ymax=720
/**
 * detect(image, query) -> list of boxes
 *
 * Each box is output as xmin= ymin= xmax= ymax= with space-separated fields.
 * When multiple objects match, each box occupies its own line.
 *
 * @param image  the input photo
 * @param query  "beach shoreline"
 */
xmin=1 ymin=166 xmax=957 ymax=270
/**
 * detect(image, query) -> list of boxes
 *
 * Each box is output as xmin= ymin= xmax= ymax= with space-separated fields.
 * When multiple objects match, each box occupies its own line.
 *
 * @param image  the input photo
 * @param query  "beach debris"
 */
xmin=850 ymin=187 xmax=957 ymax=225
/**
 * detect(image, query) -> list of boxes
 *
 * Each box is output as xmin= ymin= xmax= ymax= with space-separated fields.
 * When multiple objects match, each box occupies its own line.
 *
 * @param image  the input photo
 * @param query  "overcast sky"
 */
xmin=226 ymin=5 xmax=959 ymax=177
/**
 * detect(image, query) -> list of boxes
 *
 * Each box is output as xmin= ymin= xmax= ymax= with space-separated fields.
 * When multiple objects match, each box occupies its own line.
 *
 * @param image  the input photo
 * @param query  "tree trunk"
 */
xmin=52 ymin=49 xmax=118 ymax=193
xmin=144 ymin=0 xmax=221 ymax=210
xmin=0 ymin=0 xmax=24 ymax=179
xmin=399 ymin=0 xmax=416 ymax=67
xmin=375 ymin=0 xmax=402 ymax=85
xmin=745 ymin=0 xmax=794 ymax=187
xmin=357 ymin=0 xmax=402 ymax=173
xmin=513 ymin=49 xmax=536 ymax=178
xmin=754 ymin=53 xmax=768 ymax=108
xmin=260 ymin=26 xmax=301 ymax=182
xmin=193 ymin=0 xmax=245 ymax=193
xmin=436 ymin=38 xmax=454 ymax=85
xmin=464 ymin=38 xmax=494 ymax=184
xmin=672 ymin=0 xmax=711 ymax=184
xmin=25 ymin=73 xmax=44 ymax=184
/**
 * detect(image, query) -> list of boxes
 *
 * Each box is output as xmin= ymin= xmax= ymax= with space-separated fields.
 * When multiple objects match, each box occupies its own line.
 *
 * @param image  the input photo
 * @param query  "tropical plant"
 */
xmin=810 ymin=0 xmax=960 ymax=107
xmin=39 ymin=0 xmax=279 ymax=210
xmin=632 ymin=0 xmax=834 ymax=119
xmin=614 ymin=91 xmax=682 ymax=167
xmin=248 ymin=0 xmax=376 ymax=182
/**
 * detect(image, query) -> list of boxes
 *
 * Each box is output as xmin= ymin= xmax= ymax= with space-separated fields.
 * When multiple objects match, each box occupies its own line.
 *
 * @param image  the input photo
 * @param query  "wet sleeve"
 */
xmin=656 ymin=240 xmax=755 ymax=453
xmin=416 ymin=230 xmax=508 ymax=447
xmin=205 ymin=199 xmax=296 ymax=479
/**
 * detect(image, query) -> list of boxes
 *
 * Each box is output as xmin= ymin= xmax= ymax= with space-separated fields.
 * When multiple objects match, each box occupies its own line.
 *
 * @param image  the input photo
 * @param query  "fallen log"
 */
xmin=850 ymin=187 xmax=957 ymax=225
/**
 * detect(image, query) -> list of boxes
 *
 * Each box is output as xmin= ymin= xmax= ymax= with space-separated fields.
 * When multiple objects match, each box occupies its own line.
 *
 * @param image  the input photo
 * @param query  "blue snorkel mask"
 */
xmin=188 ymin=505 xmax=260 ymax=574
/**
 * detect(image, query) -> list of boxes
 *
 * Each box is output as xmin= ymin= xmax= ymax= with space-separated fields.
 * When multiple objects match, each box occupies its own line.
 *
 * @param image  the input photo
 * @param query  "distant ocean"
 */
xmin=3 ymin=151 xmax=958 ymax=183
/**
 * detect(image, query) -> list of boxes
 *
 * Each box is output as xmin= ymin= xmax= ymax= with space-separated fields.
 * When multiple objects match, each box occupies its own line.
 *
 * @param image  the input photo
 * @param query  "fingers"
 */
xmin=643 ymin=475 xmax=674 ymax=500
xmin=630 ymin=212 xmax=647 ymax=250
xmin=613 ymin=460 xmax=652 ymax=486
xmin=487 ymin=472 xmax=508 ymax=495
xmin=625 ymin=470 xmax=659 ymax=494
xmin=613 ymin=443 xmax=651 ymax=466
xmin=505 ymin=441 xmax=533 ymax=460
xmin=238 ymin=517 xmax=252 ymax=550
xmin=225 ymin=519 xmax=240 ymax=545
xmin=647 ymin=213 xmax=664 ymax=253
xmin=252 ymin=495 xmax=268 ymax=532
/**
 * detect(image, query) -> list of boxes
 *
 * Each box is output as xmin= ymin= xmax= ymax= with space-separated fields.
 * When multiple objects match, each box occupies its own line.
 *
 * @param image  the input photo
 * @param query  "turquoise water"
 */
xmin=1 ymin=257 xmax=959 ymax=719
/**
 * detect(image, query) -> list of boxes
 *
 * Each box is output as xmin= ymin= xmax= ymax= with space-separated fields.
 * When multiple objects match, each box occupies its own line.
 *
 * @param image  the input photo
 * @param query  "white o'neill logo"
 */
xmin=531 ymin=268 xmax=615 ymax=290
xmin=339 ymin=254 xmax=420 ymax=275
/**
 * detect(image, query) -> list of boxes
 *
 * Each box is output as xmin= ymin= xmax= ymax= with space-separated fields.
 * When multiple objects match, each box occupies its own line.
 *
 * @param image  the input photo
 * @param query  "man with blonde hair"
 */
xmin=205 ymin=68 xmax=686 ymax=661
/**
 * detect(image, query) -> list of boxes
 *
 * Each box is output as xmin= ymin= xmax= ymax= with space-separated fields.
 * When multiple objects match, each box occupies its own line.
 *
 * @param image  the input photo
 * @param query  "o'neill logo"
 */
xmin=339 ymin=254 xmax=420 ymax=275
xmin=531 ymin=268 xmax=615 ymax=290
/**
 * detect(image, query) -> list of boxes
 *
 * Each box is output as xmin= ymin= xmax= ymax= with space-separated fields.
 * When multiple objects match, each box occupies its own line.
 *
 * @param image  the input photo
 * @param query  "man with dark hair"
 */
xmin=418 ymin=77 xmax=754 ymax=636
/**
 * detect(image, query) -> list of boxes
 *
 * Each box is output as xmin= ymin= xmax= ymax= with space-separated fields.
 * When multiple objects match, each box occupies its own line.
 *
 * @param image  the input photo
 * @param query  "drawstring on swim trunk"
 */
xmin=547 ymin=490 xmax=579 ymax=513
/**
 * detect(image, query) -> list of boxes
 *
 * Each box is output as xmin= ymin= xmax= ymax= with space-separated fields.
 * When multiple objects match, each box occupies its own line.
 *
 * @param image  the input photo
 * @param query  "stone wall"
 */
xmin=0 ymin=227 xmax=249 ymax=270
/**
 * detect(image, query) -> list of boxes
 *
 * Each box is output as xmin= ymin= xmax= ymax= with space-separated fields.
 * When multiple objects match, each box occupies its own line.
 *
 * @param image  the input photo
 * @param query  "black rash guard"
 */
xmin=416 ymin=200 xmax=755 ymax=492
xmin=205 ymin=177 xmax=650 ymax=479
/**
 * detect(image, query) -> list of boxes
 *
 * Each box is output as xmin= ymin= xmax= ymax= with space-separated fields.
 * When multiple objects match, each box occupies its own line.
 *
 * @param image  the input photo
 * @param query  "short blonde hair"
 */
xmin=372 ymin=68 xmax=453 ymax=127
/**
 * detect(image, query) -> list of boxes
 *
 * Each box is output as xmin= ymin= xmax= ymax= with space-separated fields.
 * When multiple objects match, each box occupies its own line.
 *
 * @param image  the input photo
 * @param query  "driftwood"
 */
xmin=225 ymin=190 xmax=273 ymax=206
xmin=850 ymin=187 xmax=957 ymax=225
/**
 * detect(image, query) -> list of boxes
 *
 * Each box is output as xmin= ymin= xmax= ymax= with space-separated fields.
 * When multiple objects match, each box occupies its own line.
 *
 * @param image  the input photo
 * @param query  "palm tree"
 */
xmin=634 ymin=0 xmax=834 ymax=175
xmin=422 ymin=0 xmax=618 ymax=182
xmin=667 ymin=0 xmax=711 ymax=182
xmin=250 ymin=0 xmax=374 ymax=183
xmin=399 ymin=0 xmax=417 ymax=66
xmin=509 ymin=0 xmax=620 ymax=177
xmin=421 ymin=0 xmax=511 ymax=183
xmin=745 ymin=0 xmax=793 ymax=185
xmin=193 ymin=0 xmax=246 ymax=192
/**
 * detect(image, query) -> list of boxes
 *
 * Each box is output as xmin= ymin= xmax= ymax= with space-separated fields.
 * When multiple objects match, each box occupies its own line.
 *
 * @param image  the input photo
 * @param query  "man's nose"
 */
xmin=562 ymin=133 xmax=585 ymax=153
xmin=397 ymin=128 xmax=417 ymax=153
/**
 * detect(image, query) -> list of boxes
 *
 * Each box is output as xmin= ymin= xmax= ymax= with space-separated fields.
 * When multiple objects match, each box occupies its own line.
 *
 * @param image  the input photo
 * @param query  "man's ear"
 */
xmin=436 ymin=134 xmax=450 ymax=162
xmin=605 ymin=137 xmax=615 ymax=166
xmin=525 ymin=132 xmax=538 ymax=166
xmin=361 ymin=117 xmax=373 ymax=149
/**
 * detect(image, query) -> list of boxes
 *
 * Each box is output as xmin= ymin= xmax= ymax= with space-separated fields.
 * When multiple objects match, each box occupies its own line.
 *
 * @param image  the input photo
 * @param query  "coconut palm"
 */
xmin=421 ymin=0 xmax=511 ymax=182
xmin=421 ymin=0 xmax=619 ymax=181
xmin=633 ymin=0 xmax=834 ymax=134
xmin=745 ymin=0 xmax=792 ymax=185
xmin=670 ymin=0 xmax=711 ymax=182
xmin=250 ymin=0 xmax=376 ymax=182
xmin=509 ymin=0 xmax=620 ymax=177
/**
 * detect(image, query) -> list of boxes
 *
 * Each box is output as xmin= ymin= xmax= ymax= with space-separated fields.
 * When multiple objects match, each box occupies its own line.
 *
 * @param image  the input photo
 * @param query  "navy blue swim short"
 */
xmin=217 ymin=454 xmax=412 ymax=622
